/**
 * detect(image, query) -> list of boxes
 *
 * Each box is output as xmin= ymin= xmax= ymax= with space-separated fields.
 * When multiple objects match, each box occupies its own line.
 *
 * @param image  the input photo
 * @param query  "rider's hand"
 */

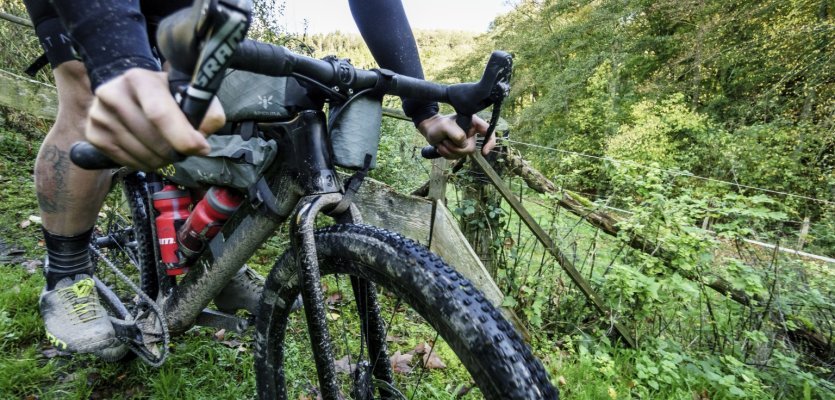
xmin=417 ymin=114 xmax=496 ymax=160
xmin=85 ymin=68 xmax=225 ymax=171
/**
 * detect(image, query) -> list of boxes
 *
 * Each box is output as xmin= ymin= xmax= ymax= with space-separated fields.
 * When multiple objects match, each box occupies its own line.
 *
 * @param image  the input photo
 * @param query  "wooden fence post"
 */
xmin=797 ymin=216 xmax=811 ymax=250
xmin=471 ymin=152 xmax=636 ymax=348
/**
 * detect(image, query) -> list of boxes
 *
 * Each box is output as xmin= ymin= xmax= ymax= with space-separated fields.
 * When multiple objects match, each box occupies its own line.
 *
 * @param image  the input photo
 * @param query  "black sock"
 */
xmin=43 ymin=227 xmax=94 ymax=290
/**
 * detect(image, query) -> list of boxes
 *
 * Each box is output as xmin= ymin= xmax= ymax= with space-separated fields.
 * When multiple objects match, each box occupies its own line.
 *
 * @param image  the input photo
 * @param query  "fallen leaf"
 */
xmin=455 ymin=385 xmax=473 ymax=398
xmin=214 ymin=329 xmax=226 ymax=341
xmin=60 ymin=373 xmax=79 ymax=384
xmin=405 ymin=342 xmax=446 ymax=369
xmin=390 ymin=351 xmax=413 ymax=374
xmin=326 ymin=312 xmax=340 ymax=321
xmin=410 ymin=342 xmax=432 ymax=355
xmin=558 ymin=376 xmax=567 ymax=386
xmin=19 ymin=219 xmax=30 ymax=229
xmin=220 ymin=340 xmax=242 ymax=348
xmin=422 ymin=351 xmax=446 ymax=369
xmin=28 ymin=215 xmax=42 ymax=224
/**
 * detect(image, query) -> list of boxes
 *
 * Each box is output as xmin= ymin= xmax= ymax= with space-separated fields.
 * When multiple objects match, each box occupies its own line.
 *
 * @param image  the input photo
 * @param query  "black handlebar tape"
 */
xmin=69 ymin=142 xmax=187 ymax=170
xmin=70 ymin=142 xmax=121 ymax=170
xmin=421 ymin=145 xmax=442 ymax=159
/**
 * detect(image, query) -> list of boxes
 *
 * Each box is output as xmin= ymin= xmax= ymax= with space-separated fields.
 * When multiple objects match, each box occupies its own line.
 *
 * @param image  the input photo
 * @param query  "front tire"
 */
xmin=255 ymin=224 xmax=557 ymax=399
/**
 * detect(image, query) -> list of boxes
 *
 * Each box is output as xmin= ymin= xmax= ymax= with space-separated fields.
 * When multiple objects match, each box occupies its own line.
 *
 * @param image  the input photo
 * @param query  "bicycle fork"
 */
xmin=284 ymin=111 xmax=393 ymax=399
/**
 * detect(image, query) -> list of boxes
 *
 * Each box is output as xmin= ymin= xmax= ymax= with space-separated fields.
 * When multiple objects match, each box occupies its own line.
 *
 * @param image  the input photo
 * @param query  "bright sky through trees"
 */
xmin=282 ymin=0 xmax=512 ymax=34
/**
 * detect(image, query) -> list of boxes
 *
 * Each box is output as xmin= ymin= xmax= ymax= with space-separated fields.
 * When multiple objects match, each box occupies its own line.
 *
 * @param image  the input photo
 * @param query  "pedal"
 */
xmin=195 ymin=308 xmax=249 ymax=333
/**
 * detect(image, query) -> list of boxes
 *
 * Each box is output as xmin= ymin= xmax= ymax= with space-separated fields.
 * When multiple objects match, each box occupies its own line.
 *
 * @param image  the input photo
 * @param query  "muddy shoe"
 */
xmin=39 ymin=275 xmax=127 ymax=360
xmin=214 ymin=266 xmax=265 ymax=315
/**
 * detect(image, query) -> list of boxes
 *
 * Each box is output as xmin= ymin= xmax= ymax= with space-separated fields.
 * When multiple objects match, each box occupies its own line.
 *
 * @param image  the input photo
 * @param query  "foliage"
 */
xmin=442 ymin=0 xmax=833 ymax=216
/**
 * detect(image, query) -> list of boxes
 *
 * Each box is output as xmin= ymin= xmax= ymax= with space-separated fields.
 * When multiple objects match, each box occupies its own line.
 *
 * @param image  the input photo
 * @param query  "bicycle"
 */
xmin=71 ymin=0 xmax=558 ymax=398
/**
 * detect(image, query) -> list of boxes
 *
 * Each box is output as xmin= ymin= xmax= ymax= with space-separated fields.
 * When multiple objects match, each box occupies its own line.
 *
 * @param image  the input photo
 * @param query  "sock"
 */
xmin=43 ymin=227 xmax=94 ymax=290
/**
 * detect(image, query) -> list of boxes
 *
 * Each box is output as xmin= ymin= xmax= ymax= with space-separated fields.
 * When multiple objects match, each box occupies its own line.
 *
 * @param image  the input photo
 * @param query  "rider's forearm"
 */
xmin=348 ymin=0 xmax=439 ymax=125
xmin=49 ymin=0 xmax=159 ymax=90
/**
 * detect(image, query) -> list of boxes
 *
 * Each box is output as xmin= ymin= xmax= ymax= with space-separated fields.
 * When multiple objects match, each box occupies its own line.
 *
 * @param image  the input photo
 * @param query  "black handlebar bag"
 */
xmin=163 ymin=68 xmax=383 ymax=188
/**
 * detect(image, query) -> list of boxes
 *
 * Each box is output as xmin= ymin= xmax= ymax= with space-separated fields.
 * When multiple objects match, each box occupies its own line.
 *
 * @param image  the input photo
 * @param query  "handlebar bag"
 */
xmin=217 ymin=69 xmax=315 ymax=121
xmin=328 ymin=94 xmax=383 ymax=170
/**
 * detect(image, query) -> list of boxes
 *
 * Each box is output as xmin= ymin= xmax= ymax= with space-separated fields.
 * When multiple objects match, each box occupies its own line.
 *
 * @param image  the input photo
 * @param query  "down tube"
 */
xmin=163 ymin=206 xmax=281 ymax=334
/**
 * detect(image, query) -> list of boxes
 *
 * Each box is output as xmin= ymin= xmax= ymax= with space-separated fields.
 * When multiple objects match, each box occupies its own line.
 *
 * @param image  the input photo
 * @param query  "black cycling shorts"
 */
xmin=22 ymin=0 xmax=190 ymax=68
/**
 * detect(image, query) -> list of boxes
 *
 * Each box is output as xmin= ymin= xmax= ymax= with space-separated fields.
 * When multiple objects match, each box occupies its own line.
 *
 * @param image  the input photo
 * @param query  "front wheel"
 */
xmin=255 ymin=224 xmax=557 ymax=399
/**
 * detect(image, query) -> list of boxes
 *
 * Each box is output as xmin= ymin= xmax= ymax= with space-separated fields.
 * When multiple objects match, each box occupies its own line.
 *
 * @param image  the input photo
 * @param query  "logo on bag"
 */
xmin=258 ymin=95 xmax=274 ymax=110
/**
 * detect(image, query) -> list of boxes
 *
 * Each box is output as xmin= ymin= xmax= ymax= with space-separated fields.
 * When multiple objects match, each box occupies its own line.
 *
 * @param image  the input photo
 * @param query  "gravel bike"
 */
xmin=70 ymin=0 xmax=558 ymax=398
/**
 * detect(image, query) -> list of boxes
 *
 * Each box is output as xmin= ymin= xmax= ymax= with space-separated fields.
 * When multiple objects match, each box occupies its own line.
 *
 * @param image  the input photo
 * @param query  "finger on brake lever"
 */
xmin=420 ymin=113 xmax=475 ymax=160
xmin=420 ymin=105 xmax=505 ymax=160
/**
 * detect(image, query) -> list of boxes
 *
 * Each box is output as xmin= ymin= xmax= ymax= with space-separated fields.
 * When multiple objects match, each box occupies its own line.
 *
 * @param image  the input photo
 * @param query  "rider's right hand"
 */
xmin=85 ymin=68 xmax=225 ymax=171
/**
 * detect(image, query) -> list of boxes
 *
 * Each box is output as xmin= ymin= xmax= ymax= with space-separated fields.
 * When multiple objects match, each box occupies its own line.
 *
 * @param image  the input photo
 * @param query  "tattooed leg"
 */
xmin=34 ymin=61 xmax=110 ymax=236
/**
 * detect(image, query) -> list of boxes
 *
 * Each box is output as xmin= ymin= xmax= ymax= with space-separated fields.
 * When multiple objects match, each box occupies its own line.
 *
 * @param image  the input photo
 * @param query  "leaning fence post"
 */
xmin=797 ymin=216 xmax=811 ymax=250
xmin=471 ymin=152 xmax=636 ymax=348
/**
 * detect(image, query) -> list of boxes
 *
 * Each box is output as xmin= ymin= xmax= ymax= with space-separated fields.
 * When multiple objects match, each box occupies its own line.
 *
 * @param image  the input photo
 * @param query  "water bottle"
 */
xmin=177 ymin=186 xmax=243 ymax=265
xmin=152 ymin=184 xmax=192 ymax=276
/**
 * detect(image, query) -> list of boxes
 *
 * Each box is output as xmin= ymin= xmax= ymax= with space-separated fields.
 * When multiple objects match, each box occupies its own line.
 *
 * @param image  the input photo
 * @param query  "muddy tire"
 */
xmin=255 ymin=224 xmax=557 ymax=399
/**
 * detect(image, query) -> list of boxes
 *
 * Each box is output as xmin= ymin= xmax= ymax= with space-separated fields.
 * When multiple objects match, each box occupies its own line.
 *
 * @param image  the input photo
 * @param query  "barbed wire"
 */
xmin=500 ymin=138 xmax=835 ymax=206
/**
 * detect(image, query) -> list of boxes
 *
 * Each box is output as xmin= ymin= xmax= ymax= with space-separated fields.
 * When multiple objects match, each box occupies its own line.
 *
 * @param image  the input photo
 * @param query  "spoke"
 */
xmin=335 ymin=275 xmax=354 ymax=374
xmin=409 ymin=331 xmax=441 ymax=400
xmin=370 ymin=296 xmax=402 ymax=376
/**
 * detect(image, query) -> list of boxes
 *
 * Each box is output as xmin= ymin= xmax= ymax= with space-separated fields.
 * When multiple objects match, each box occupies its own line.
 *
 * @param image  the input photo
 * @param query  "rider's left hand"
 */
xmin=417 ymin=114 xmax=496 ymax=160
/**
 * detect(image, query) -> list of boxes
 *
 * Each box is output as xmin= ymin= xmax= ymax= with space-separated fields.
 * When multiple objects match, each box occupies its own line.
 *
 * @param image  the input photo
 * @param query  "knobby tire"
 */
xmin=255 ymin=224 xmax=558 ymax=399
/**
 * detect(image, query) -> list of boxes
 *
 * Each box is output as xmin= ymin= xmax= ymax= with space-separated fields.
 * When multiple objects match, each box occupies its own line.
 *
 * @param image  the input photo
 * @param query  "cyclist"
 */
xmin=22 ymin=0 xmax=494 ymax=360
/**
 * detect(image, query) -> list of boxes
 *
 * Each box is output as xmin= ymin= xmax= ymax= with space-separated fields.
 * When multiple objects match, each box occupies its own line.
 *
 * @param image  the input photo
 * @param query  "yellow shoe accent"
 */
xmin=69 ymin=278 xmax=94 ymax=298
xmin=46 ymin=331 xmax=67 ymax=350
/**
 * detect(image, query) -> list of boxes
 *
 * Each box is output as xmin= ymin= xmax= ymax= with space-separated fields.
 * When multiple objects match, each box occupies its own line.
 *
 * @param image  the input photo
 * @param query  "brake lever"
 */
xmin=422 ymin=52 xmax=511 ymax=160
xmin=176 ymin=0 xmax=251 ymax=128
xmin=69 ymin=0 xmax=252 ymax=170
xmin=421 ymin=87 xmax=508 ymax=160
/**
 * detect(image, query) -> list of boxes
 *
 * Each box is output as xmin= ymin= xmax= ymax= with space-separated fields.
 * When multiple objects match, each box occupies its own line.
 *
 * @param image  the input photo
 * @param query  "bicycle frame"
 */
xmin=141 ymin=109 xmax=387 ymax=397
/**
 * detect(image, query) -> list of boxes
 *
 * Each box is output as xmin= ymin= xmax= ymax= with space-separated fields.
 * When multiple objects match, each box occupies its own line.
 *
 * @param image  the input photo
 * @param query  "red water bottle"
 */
xmin=177 ymin=186 xmax=243 ymax=265
xmin=152 ymin=185 xmax=192 ymax=276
